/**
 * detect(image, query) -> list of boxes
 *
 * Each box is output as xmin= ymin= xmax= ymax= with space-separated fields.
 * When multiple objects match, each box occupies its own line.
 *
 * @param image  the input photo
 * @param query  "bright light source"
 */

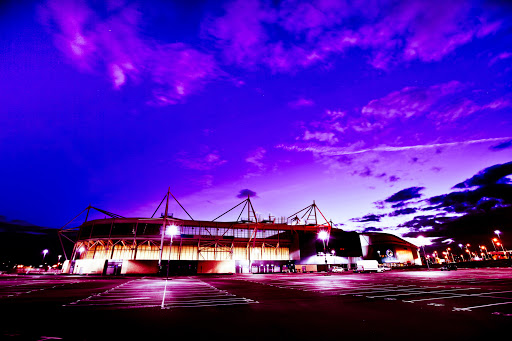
xmin=165 ymin=225 xmax=180 ymax=236
xmin=414 ymin=235 xmax=432 ymax=247
xmin=318 ymin=230 xmax=329 ymax=241
xmin=495 ymin=230 xmax=501 ymax=236
xmin=42 ymin=249 xmax=49 ymax=255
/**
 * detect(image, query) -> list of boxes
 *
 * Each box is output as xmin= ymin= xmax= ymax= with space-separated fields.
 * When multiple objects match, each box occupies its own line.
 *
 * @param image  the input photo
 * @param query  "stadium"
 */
xmin=59 ymin=191 xmax=421 ymax=275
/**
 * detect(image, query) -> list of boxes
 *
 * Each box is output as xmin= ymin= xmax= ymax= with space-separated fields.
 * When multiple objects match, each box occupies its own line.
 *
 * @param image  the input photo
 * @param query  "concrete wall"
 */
xmin=197 ymin=260 xmax=235 ymax=274
xmin=121 ymin=260 xmax=159 ymax=275
xmin=72 ymin=259 xmax=105 ymax=275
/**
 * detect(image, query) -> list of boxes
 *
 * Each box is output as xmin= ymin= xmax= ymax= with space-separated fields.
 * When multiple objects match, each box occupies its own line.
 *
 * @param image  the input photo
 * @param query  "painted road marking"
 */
xmin=453 ymin=301 xmax=512 ymax=312
xmin=402 ymin=290 xmax=512 ymax=303
xmin=0 ymin=280 xmax=81 ymax=298
xmin=366 ymin=287 xmax=479 ymax=299
xmin=64 ymin=278 xmax=257 ymax=309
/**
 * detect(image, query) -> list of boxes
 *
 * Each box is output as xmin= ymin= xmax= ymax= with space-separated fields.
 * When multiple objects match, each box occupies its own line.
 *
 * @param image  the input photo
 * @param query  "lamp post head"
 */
xmin=165 ymin=224 xmax=180 ymax=236
xmin=318 ymin=230 xmax=329 ymax=241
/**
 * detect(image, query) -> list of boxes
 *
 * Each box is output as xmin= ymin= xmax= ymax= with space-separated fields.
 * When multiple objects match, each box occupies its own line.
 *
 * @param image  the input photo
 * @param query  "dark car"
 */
xmin=440 ymin=263 xmax=457 ymax=271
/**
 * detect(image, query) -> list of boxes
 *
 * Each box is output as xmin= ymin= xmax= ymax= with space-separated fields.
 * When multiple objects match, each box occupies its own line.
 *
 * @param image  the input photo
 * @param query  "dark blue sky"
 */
xmin=1 ymin=0 xmax=512 ymax=247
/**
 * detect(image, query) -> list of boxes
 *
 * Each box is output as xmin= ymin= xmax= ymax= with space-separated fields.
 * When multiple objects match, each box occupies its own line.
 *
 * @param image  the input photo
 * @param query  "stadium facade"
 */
xmin=60 ymin=192 xmax=420 ymax=275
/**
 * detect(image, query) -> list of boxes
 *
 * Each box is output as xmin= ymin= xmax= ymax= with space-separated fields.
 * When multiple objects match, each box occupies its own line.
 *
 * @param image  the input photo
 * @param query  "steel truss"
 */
xmin=60 ymin=190 xmax=333 ymax=267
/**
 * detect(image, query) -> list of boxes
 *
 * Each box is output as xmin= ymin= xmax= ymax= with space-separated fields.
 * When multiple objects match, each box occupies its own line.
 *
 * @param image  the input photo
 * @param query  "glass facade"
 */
xmin=75 ymin=219 xmax=292 ymax=263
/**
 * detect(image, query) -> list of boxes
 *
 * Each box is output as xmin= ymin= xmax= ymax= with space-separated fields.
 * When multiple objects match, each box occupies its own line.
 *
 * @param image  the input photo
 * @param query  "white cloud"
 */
xmin=303 ymin=130 xmax=339 ymax=145
xmin=277 ymin=137 xmax=512 ymax=156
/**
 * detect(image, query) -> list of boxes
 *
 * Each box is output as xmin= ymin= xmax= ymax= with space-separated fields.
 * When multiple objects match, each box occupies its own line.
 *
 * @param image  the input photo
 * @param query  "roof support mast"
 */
xmin=287 ymin=200 xmax=332 ymax=233
xmin=58 ymin=205 xmax=125 ymax=261
xmin=158 ymin=187 xmax=171 ymax=268
xmin=212 ymin=195 xmax=257 ymax=223
xmin=155 ymin=188 xmax=194 ymax=269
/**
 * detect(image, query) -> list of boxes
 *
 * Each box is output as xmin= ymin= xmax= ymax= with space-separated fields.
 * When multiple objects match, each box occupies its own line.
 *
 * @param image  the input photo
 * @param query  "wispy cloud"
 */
xmin=288 ymin=98 xmax=315 ymax=108
xmin=244 ymin=147 xmax=267 ymax=178
xmin=303 ymin=130 xmax=338 ymax=145
xmin=203 ymin=0 xmax=501 ymax=72
xmin=39 ymin=0 xmax=219 ymax=105
xmin=245 ymin=147 xmax=266 ymax=170
xmin=277 ymin=137 xmax=512 ymax=157
xmin=489 ymin=51 xmax=512 ymax=66
xmin=358 ymin=80 xmax=511 ymax=125
xmin=176 ymin=149 xmax=227 ymax=170
xmin=361 ymin=81 xmax=464 ymax=120
xmin=292 ymin=80 xmax=511 ymax=159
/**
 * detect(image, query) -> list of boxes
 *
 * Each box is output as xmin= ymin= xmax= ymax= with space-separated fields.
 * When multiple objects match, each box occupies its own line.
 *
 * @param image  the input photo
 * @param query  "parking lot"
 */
xmin=229 ymin=269 xmax=512 ymax=315
xmin=1 ymin=268 xmax=511 ymax=340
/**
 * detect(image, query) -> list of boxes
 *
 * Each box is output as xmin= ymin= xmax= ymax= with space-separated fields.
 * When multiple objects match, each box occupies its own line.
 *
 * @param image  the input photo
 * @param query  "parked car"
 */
xmin=378 ymin=264 xmax=392 ymax=271
xmin=441 ymin=263 xmax=457 ymax=271
xmin=331 ymin=266 xmax=345 ymax=273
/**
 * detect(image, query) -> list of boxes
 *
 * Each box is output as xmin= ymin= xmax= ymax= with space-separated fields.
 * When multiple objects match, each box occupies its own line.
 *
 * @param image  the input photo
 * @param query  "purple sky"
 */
xmin=1 ymin=0 xmax=512 ymax=247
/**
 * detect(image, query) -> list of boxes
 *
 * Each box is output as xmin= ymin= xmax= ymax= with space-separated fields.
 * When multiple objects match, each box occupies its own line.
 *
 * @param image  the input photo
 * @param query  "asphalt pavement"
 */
xmin=1 ymin=268 xmax=511 ymax=340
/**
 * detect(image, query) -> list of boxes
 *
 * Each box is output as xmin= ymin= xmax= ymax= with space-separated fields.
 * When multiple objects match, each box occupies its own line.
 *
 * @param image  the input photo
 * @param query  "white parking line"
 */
xmin=366 ymin=287 xmax=479 ymax=299
xmin=453 ymin=301 xmax=512 ymax=312
xmin=338 ymin=285 xmax=422 ymax=296
xmin=403 ymin=290 xmax=512 ymax=303
xmin=64 ymin=278 xmax=257 ymax=309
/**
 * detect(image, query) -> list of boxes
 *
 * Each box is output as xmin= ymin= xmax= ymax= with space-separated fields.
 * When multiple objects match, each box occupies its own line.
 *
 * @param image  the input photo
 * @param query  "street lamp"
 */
xmin=496 ymin=241 xmax=507 ymax=259
xmin=491 ymin=238 xmax=497 ymax=251
xmin=479 ymin=245 xmax=489 ymax=260
xmin=318 ymin=230 xmax=329 ymax=273
xmin=494 ymin=230 xmax=508 ymax=259
xmin=165 ymin=224 xmax=180 ymax=276
xmin=446 ymin=248 xmax=455 ymax=263
xmin=416 ymin=235 xmax=430 ymax=269
xmin=458 ymin=244 xmax=465 ymax=261
xmin=160 ymin=224 xmax=180 ymax=309
xmin=42 ymin=249 xmax=49 ymax=262
xmin=466 ymin=244 xmax=472 ymax=261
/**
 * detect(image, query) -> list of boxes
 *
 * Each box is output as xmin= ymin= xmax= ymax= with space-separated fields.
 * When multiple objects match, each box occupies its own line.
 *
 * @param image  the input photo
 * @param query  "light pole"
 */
xmin=161 ymin=224 xmax=180 ymax=309
xmin=165 ymin=224 xmax=180 ymax=278
xmin=491 ymin=238 xmax=498 ymax=251
xmin=496 ymin=241 xmax=506 ymax=258
xmin=446 ymin=248 xmax=455 ymax=263
xmin=318 ymin=230 xmax=329 ymax=274
xmin=479 ymin=245 xmax=489 ymax=260
xmin=458 ymin=244 xmax=465 ymax=262
xmin=416 ymin=236 xmax=430 ymax=269
xmin=494 ymin=230 xmax=508 ymax=259
xmin=466 ymin=244 xmax=473 ymax=261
